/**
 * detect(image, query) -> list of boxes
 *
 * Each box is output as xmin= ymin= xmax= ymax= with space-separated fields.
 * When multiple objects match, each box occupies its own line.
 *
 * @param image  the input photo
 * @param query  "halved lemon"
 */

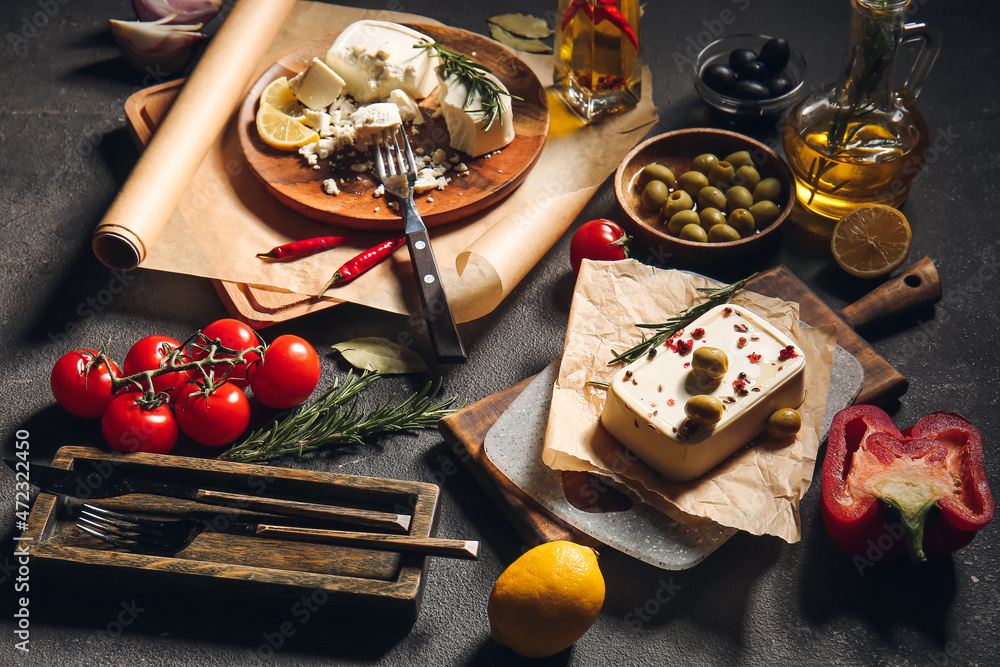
xmin=260 ymin=76 xmax=305 ymax=119
xmin=255 ymin=102 xmax=318 ymax=151
xmin=831 ymin=205 xmax=912 ymax=278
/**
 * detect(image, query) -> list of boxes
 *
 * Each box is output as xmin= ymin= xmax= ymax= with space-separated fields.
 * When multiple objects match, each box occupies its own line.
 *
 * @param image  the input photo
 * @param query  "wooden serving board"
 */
xmin=23 ymin=446 xmax=440 ymax=617
xmin=438 ymin=260 xmax=942 ymax=546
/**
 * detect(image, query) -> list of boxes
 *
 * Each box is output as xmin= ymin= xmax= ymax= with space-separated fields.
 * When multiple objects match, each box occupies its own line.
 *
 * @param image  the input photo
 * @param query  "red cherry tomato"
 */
xmin=192 ymin=319 xmax=261 ymax=388
xmin=569 ymin=219 xmax=630 ymax=273
xmin=175 ymin=381 xmax=251 ymax=447
xmin=101 ymin=394 xmax=177 ymax=454
xmin=50 ymin=350 xmax=121 ymax=418
xmin=248 ymin=335 xmax=321 ymax=408
xmin=122 ymin=335 xmax=193 ymax=402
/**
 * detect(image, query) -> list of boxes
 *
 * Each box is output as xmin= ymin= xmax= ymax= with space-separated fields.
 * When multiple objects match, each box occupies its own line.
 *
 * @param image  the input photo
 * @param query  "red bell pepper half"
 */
xmin=822 ymin=405 xmax=994 ymax=563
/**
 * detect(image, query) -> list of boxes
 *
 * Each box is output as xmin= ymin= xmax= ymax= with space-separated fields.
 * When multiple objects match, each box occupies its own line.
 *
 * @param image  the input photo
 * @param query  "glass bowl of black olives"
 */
xmin=694 ymin=34 xmax=806 ymax=116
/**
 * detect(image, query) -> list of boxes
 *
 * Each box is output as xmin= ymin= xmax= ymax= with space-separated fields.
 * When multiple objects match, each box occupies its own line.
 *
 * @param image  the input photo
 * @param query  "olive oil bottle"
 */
xmin=782 ymin=0 xmax=939 ymax=223
xmin=554 ymin=0 xmax=642 ymax=122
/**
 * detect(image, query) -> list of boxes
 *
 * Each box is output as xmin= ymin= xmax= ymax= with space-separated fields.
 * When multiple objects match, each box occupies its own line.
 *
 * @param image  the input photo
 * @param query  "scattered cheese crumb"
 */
xmin=426 ymin=196 xmax=434 ymax=202
xmin=322 ymin=178 xmax=340 ymax=195
xmin=373 ymin=184 xmax=385 ymax=198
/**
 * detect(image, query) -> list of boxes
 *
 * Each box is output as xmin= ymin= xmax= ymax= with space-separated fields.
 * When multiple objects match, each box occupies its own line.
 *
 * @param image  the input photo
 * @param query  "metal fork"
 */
xmin=373 ymin=128 xmax=467 ymax=364
xmin=73 ymin=503 xmax=479 ymax=560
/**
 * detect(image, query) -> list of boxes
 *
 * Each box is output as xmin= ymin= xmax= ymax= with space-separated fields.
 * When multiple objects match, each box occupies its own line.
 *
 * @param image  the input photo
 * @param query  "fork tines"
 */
xmin=372 ymin=128 xmax=418 ymax=187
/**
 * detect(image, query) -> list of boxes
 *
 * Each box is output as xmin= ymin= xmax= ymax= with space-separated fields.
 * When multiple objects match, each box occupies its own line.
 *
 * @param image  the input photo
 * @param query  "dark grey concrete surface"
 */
xmin=2 ymin=0 xmax=998 ymax=665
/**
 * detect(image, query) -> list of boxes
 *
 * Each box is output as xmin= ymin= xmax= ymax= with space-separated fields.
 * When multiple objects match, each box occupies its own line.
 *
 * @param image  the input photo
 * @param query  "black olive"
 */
xmin=701 ymin=64 xmax=737 ymax=94
xmin=760 ymin=38 xmax=790 ymax=74
xmin=730 ymin=79 xmax=771 ymax=101
xmin=736 ymin=60 xmax=769 ymax=83
xmin=728 ymin=48 xmax=759 ymax=72
xmin=766 ymin=75 xmax=794 ymax=97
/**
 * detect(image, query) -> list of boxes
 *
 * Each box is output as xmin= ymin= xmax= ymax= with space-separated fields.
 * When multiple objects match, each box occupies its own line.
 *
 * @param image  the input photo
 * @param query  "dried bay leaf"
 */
xmin=331 ymin=337 xmax=429 ymax=374
xmin=487 ymin=23 xmax=552 ymax=54
xmin=487 ymin=13 xmax=554 ymax=39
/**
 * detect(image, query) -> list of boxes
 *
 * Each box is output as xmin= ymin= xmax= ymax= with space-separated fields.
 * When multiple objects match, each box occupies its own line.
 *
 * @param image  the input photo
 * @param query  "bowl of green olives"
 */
xmin=614 ymin=128 xmax=795 ymax=264
xmin=694 ymin=34 xmax=806 ymax=116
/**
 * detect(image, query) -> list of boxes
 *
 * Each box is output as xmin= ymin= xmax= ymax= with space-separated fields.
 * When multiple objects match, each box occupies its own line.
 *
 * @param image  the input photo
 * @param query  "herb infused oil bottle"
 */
xmin=782 ymin=0 xmax=939 ymax=224
xmin=554 ymin=0 xmax=642 ymax=122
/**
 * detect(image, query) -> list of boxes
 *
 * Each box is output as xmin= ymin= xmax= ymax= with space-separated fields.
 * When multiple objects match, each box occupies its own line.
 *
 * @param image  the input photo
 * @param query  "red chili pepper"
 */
xmin=317 ymin=236 xmax=406 ymax=294
xmin=560 ymin=0 xmax=593 ymax=30
xmin=821 ymin=406 xmax=994 ymax=564
xmin=593 ymin=4 xmax=639 ymax=51
xmin=257 ymin=235 xmax=354 ymax=260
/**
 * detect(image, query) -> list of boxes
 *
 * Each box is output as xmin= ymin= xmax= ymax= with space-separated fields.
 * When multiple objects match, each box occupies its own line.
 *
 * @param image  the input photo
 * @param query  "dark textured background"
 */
xmin=2 ymin=0 xmax=998 ymax=665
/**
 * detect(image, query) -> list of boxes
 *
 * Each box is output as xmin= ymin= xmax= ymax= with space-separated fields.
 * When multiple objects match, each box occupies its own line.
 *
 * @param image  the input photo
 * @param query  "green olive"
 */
xmin=725 ymin=186 xmax=754 ymax=214
xmin=697 ymin=186 xmax=727 ymax=211
xmin=723 ymin=150 xmax=754 ymax=170
xmin=679 ymin=223 xmax=708 ymax=243
xmin=728 ymin=209 xmax=756 ymax=237
xmin=677 ymin=170 xmax=709 ymax=198
xmin=691 ymin=346 xmax=728 ymax=379
xmin=690 ymin=153 xmax=719 ymax=175
xmin=753 ymin=177 xmax=782 ymax=203
xmin=638 ymin=164 xmax=676 ymax=189
xmin=708 ymin=161 xmax=736 ymax=188
xmin=733 ymin=165 xmax=761 ymax=190
xmin=749 ymin=200 xmax=780 ymax=228
xmin=708 ymin=223 xmax=741 ymax=243
xmin=766 ymin=408 xmax=802 ymax=439
xmin=685 ymin=394 xmax=724 ymax=426
xmin=699 ymin=207 xmax=727 ymax=232
xmin=662 ymin=190 xmax=694 ymax=218
xmin=641 ymin=180 xmax=670 ymax=211
xmin=667 ymin=209 xmax=701 ymax=235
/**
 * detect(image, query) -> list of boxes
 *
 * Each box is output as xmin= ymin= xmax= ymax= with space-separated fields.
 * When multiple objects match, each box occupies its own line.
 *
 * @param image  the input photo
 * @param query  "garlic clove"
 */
xmin=132 ymin=0 xmax=223 ymax=25
xmin=110 ymin=16 xmax=206 ymax=75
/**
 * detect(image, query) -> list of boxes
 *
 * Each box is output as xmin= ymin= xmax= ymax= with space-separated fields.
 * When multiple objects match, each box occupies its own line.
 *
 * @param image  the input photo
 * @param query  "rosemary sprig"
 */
xmin=607 ymin=275 xmax=755 ymax=366
xmin=417 ymin=41 xmax=521 ymax=130
xmin=220 ymin=371 xmax=461 ymax=463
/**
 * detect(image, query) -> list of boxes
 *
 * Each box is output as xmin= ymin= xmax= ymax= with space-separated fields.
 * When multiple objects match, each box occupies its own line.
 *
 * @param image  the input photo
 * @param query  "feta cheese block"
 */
xmin=325 ymin=20 xmax=439 ymax=104
xmin=436 ymin=72 xmax=515 ymax=157
xmin=600 ymin=304 xmax=807 ymax=482
xmin=288 ymin=57 xmax=345 ymax=111
xmin=388 ymin=88 xmax=424 ymax=124
xmin=350 ymin=102 xmax=402 ymax=144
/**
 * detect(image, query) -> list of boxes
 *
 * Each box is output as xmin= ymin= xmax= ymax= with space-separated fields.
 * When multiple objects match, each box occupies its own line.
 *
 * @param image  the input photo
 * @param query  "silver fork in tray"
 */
xmin=373 ymin=128 xmax=466 ymax=364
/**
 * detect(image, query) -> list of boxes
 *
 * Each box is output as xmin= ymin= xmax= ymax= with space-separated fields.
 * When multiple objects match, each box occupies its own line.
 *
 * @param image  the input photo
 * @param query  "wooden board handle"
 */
xmin=194 ymin=490 xmax=410 ymax=532
xmin=256 ymin=525 xmax=479 ymax=560
xmin=839 ymin=257 xmax=942 ymax=330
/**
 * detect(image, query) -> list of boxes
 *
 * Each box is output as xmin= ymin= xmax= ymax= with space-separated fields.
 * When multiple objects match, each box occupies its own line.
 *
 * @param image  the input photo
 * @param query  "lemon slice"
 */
xmin=260 ymin=77 xmax=305 ymax=119
xmin=255 ymin=102 xmax=318 ymax=151
xmin=831 ymin=205 xmax=912 ymax=278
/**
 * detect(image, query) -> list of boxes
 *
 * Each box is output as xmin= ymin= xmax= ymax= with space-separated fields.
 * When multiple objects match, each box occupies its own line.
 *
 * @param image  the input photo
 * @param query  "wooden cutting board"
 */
xmin=438 ymin=260 xmax=942 ymax=547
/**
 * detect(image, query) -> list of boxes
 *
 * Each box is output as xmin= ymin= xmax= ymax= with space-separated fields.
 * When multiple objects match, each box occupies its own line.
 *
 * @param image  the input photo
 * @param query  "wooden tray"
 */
xmin=439 ymin=261 xmax=942 ymax=547
xmin=236 ymin=24 xmax=549 ymax=230
xmin=23 ymin=446 xmax=440 ymax=616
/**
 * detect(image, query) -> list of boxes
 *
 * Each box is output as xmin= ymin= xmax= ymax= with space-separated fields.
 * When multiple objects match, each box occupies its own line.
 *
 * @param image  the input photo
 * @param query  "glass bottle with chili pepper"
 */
xmin=554 ymin=0 xmax=642 ymax=122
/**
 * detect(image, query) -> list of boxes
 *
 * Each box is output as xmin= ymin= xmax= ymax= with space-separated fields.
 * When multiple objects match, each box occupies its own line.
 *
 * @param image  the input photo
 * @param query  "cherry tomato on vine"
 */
xmin=175 ymin=381 xmax=251 ymax=447
xmin=101 ymin=394 xmax=177 ymax=454
xmin=248 ymin=335 xmax=321 ymax=408
xmin=50 ymin=350 xmax=121 ymax=419
xmin=192 ymin=319 xmax=261 ymax=388
xmin=569 ymin=219 xmax=631 ymax=274
xmin=123 ymin=335 xmax=192 ymax=402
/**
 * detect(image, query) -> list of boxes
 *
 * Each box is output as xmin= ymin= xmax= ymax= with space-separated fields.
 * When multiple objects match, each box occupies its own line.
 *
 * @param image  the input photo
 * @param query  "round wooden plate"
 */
xmin=236 ymin=24 xmax=550 ymax=230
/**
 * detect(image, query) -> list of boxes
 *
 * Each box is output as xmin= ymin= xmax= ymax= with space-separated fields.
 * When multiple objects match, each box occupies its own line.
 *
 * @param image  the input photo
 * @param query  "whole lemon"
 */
xmin=487 ymin=541 xmax=605 ymax=658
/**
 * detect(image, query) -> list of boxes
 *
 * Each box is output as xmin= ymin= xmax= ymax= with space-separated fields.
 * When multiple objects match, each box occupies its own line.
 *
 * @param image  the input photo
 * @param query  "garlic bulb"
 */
xmin=110 ymin=16 xmax=206 ymax=75
xmin=132 ymin=0 xmax=223 ymax=25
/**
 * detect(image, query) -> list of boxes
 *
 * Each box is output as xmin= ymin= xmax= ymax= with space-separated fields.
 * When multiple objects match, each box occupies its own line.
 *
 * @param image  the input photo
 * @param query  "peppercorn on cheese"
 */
xmin=600 ymin=304 xmax=806 ymax=482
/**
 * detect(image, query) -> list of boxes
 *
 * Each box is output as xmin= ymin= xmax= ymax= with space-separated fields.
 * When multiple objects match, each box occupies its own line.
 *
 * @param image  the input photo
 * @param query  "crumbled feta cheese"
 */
xmin=351 ymin=161 xmax=372 ymax=172
xmin=322 ymin=178 xmax=341 ymax=195
xmin=454 ymin=162 xmax=468 ymax=173
xmin=373 ymin=184 xmax=385 ymax=198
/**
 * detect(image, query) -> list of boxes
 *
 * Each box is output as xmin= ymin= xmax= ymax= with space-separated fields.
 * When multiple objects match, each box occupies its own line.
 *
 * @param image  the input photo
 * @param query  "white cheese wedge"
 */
xmin=287 ymin=57 xmax=345 ymax=111
xmin=600 ymin=304 xmax=806 ymax=482
xmin=388 ymin=88 xmax=424 ymax=124
xmin=325 ymin=20 xmax=439 ymax=104
xmin=350 ymin=102 xmax=402 ymax=144
xmin=436 ymin=72 xmax=515 ymax=157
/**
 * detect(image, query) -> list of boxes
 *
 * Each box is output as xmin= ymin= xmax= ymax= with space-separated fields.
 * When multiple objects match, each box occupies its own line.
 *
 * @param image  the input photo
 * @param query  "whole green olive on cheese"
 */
xmin=685 ymin=395 xmax=724 ymax=426
xmin=767 ymin=408 xmax=802 ymax=439
xmin=691 ymin=346 xmax=728 ymax=379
